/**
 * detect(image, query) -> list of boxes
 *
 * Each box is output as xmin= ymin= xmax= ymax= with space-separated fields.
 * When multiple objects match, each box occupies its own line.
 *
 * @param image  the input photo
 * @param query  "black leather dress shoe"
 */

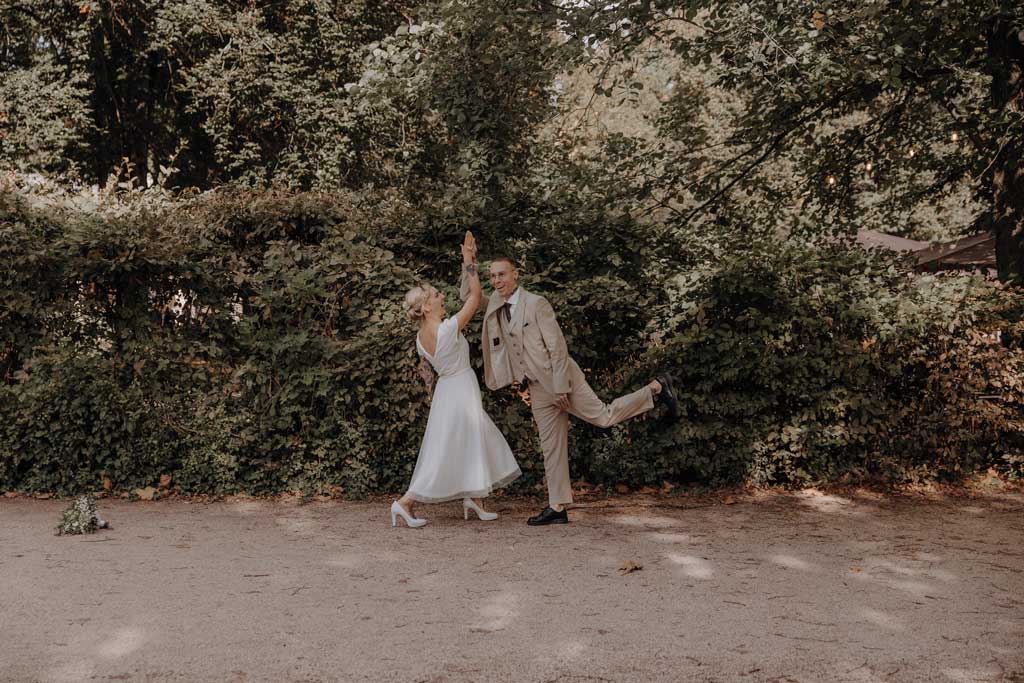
xmin=527 ymin=506 xmax=569 ymax=526
xmin=656 ymin=373 xmax=679 ymax=419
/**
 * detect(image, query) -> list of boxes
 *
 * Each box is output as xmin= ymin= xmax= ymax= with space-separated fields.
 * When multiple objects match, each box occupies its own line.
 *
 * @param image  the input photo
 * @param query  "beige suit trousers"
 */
xmin=528 ymin=361 xmax=655 ymax=507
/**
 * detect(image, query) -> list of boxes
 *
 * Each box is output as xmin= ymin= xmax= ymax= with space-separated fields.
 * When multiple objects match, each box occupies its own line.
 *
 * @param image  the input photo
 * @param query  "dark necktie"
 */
xmin=501 ymin=302 xmax=512 ymax=323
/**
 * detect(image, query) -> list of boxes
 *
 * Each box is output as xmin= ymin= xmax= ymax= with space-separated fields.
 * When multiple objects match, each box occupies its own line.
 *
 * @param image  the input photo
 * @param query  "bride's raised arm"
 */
xmin=458 ymin=233 xmax=489 ymax=314
xmin=455 ymin=231 xmax=481 ymax=332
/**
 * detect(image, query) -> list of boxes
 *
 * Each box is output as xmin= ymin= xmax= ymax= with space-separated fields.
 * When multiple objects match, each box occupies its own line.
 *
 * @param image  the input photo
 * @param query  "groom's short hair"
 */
xmin=490 ymin=256 xmax=518 ymax=270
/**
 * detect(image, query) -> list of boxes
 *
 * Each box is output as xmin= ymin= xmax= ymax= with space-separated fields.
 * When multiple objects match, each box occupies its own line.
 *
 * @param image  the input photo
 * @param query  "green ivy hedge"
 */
xmin=628 ymin=243 xmax=1024 ymax=486
xmin=1 ymin=188 xmax=1021 ymax=496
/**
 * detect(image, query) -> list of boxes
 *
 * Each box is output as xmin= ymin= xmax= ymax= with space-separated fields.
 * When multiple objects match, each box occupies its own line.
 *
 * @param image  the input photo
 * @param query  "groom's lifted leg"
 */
xmin=526 ymin=363 xmax=674 ymax=526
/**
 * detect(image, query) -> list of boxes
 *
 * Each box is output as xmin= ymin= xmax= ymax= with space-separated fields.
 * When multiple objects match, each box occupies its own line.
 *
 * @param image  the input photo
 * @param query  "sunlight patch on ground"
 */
xmin=926 ymin=567 xmax=957 ymax=583
xmin=768 ymin=554 xmax=817 ymax=572
xmin=888 ymin=579 xmax=940 ymax=596
xmin=472 ymin=591 xmax=518 ymax=632
xmin=943 ymin=665 xmax=1008 ymax=682
xmin=326 ymin=554 xmax=360 ymax=569
xmin=794 ymin=489 xmax=862 ymax=514
xmin=644 ymin=531 xmax=692 ymax=544
xmin=226 ymin=498 xmax=264 ymax=514
xmin=553 ymin=639 xmax=588 ymax=661
xmin=611 ymin=513 xmax=679 ymax=529
xmin=666 ymin=553 xmax=714 ymax=579
xmin=852 ymin=562 xmax=940 ymax=597
xmin=858 ymin=607 xmax=903 ymax=631
xmin=863 ymin=559 xmax=922 ymax=577
xmin=836 ymin=660 xmax=893 ymax=682
xmin=97 ymin=627 xmax=145 ymax=659
xmin=862 ymin=558 xmax=954 ymax=583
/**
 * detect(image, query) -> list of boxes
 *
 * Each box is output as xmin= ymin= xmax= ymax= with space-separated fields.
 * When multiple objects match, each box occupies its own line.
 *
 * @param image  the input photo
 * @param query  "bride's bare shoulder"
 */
xmin=417 ymin=321 xmax=442 ymax=357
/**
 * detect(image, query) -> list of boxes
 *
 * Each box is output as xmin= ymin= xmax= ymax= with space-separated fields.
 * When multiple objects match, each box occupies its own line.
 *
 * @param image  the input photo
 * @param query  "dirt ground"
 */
xmin=2 ymin=488 xmax=1023 ymax=683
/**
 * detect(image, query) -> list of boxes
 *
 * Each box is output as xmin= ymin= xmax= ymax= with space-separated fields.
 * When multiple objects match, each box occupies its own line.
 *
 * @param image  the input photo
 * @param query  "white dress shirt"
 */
xmin=504 ymin=287 xmax=522 ymax=320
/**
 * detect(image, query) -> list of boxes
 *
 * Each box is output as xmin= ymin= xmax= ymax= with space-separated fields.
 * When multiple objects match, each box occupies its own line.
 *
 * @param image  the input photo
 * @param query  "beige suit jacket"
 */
xmin=461 ymin=275 xmax=573 ymax=394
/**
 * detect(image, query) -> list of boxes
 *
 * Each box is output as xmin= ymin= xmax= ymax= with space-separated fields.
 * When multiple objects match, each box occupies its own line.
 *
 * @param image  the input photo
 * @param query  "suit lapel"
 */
xmin=510 ymin=290 xmax=528 ymax=333
xmin=484 ymin=291 xmax=504 ymax=322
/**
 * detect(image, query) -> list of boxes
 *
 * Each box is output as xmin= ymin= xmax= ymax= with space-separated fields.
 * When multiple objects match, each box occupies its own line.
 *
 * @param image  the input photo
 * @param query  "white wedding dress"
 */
xmin=407 ymin=316 xmax=521 ymax=502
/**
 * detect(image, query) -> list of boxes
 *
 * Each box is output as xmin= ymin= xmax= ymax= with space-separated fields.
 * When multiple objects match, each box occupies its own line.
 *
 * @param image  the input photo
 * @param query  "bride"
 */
xmin=390 ymin=232 xmax=521 ymax=528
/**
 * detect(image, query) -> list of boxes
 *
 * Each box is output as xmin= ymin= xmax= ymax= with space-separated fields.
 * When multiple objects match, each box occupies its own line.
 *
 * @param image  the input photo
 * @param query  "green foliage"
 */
xmin=0 ymin=186 xmax=432 ymax=495
xmin=2 ymin=1 xmax=1022 ymax=496
xmin=0 ymin=349 xmax=180 ymax=494
xmin=0 ymin=0 xmax=415 ymax=188
xmin=557 ymin=0 xmax=1024 ymax=281
xmin=621 ymin=239 xmax=1024 ymax=486
xmin=2 ymin=185 xmax=1021 ymax=496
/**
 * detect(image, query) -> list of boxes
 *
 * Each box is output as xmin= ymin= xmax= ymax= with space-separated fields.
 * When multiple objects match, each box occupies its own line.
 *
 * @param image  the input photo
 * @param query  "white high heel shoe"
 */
xmin=391 ymin=501 xmax=427 ymax=528
xmin=463 ymin=498 xmax=498 ymax=521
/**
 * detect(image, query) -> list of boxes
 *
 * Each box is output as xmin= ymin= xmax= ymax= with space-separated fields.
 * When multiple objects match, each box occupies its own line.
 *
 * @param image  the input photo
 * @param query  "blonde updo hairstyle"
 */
xmin=403 ymin=283 xmax=435 ymax=323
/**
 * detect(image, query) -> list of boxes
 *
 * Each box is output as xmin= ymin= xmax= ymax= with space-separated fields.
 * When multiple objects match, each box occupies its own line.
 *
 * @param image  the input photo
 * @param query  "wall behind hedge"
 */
xmin=1 ymin=187 xmax=1022 ymax=497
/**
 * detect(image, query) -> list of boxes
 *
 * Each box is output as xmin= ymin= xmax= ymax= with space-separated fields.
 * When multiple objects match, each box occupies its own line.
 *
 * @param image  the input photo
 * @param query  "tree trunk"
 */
xmin=989 ymin=18 xmax=1024 ymax=284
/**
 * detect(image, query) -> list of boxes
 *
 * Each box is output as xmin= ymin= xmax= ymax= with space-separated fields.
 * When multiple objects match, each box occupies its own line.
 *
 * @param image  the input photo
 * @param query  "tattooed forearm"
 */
xmin=463 ymin=263 xmax=477 ymax=276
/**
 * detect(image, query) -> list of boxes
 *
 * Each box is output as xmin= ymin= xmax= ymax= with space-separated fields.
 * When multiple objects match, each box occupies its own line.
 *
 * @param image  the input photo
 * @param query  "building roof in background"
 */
xmin=855 ymin=229 xmax=929 ymax=252
xmin=914 ymin=232 xmax=997 ymax=268
xmin=855 ymin=229 xmax=996 ymax=271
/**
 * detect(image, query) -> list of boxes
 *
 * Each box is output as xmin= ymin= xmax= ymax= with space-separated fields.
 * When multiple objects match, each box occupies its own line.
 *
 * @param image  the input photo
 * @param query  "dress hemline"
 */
xmin=406 ymin=468 xmax=522 ymax=504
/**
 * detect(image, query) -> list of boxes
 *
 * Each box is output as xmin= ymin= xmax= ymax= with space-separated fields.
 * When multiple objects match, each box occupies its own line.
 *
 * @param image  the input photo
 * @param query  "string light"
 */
xmin=865 ymin=161 xmax=873 ymax=172
xmin=951 ymin=132 xmax=959 ymax=142
xmin=907 ymin=148 xmax=915 ymax=158
xmin=827 ymin=175 xmax=837 ymax=186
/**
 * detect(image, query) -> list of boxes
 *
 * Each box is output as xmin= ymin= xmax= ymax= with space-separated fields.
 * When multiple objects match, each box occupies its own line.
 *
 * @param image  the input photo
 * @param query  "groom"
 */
xmin=461 ymin=239 xmax=678 ymax=526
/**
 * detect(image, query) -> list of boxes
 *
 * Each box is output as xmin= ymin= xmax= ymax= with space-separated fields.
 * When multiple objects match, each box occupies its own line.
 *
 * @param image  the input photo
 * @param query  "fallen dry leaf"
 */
xmin=102 ymin=476 xmax=113 ymax=491
xmin=850 ymin=567 xmax=862 ymax=573
xmin=619 ymin=560 xmax=643 ymax=575
xmin=134 ymin=486 xmax=157 ymax=501
xmin=158 ymin=474 xmax=172 ymax=489
xmin=639 ymin=486 xmax=659 ymax=495
xmin=614 ymin=484 xmax=630 ymax=494
xmin=722 ymin=495 xmax=737 ymax=505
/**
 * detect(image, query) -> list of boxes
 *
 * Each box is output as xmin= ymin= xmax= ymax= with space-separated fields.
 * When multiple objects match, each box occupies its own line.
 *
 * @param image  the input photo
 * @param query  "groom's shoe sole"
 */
xmin=656 ymin=373 xmax=680 ymax=419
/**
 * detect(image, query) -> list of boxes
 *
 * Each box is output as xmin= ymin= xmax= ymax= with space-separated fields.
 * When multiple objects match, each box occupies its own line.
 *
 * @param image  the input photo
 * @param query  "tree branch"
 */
xmin=678 ymin=91 xmax=852 ymax=225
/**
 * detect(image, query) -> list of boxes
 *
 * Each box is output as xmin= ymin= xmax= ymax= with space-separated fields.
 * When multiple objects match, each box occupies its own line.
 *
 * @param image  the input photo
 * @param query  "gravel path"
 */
xmin=2 ymin=489 xmax=1023 ymax=682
